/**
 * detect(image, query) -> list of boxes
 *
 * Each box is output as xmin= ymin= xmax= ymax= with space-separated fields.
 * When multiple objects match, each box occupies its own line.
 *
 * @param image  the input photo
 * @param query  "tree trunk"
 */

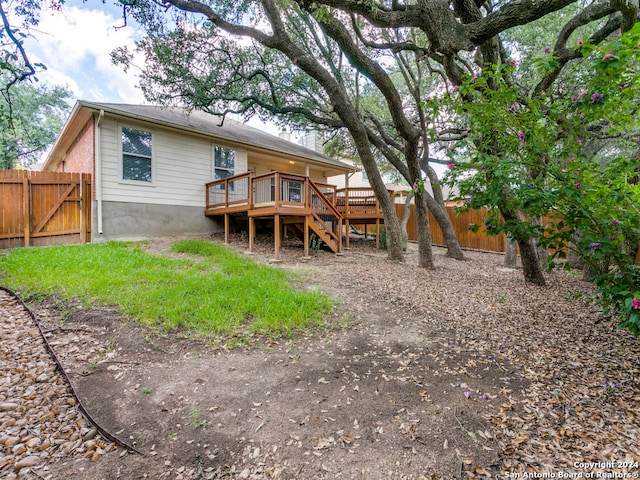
xmin=363 ymin=162 xmax=404 ymax=262
xmin=567 ymin=244 xmax=583 ymax=270
xmin=517 ymin=238 xmax=546 ymax=286
xmin=408 ymin=145 xmax=434 ymax=268
xmin=380 ymin=198 xmax=405 ymax=261
xmin=414 ymin=190 xmax=435 ymax=268
xmin=505 ymin=236 xmax=517 ymax=268
xmin=421 ymin=162 xmax=465 ymax=260
xmin=530 ymin=216 xmax=549 ymax=267
xmin=424 ymin=195 xmax=465 ymax=260
xmin=399 ymin=190 xmax=414 ymax=251
xmin=500 ymin=206 xmax=546 ymax=285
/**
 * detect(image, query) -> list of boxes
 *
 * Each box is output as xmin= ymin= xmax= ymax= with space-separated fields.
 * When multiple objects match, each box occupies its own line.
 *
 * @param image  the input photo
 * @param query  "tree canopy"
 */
xmin=1 ymin=0 xmax=70 ymax=169
xmin=0 ymin=80 xmax=71 ymax=169
xmin=113 ymin=0 xmax=640 ymax=331
xmin=115 ymin=0 xmax=638 ymax=268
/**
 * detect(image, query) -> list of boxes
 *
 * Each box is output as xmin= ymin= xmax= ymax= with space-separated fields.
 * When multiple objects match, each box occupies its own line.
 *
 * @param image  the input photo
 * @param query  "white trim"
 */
xmin=96 ymin=109 xmax=104 ymax=235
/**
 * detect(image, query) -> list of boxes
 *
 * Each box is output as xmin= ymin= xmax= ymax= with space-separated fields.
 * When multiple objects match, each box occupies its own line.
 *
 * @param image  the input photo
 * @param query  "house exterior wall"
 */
xmin=99 ymin=116 xmax=247 ymax=208
xmin=94 ymin=116 xmax=248 ymax=239
xmin=55 ymin=119 xmax=94 ymax=174
xmin=92 ymin=114 xmax=343 ymax=240
xmin=247 ymin=161 xmax=327 ymax=184
xmin=329 ymin=170 xmax=370 ymax=189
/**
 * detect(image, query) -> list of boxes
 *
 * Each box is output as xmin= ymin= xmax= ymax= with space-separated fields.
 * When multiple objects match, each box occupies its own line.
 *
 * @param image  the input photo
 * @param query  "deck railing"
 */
xmin=206 ymin=172 xmax=252 ymax=211
xmin=206 ymin=174 xmax=392 ymax=221
xmin=206 ymin=171 xmax=340 ymax=216
xmin=252 ymin=172 xmax=308 ymax=208
xmin=307 ymin=180 xmax=343 ymax=245
xmin=334 ymin=187 xmax=391 ymax=217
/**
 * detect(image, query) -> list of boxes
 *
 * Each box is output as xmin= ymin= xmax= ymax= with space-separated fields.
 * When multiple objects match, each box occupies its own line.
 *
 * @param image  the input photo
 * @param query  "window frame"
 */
xmin=213 ymin=145 xmax=236 ymax=190
xmin=120 ymin=125 xmax=155 ymax=185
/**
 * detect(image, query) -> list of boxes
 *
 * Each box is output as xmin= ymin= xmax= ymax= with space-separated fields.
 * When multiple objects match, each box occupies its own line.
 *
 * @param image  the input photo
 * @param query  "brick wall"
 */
xmin=56 ymin=118 xmax=95 ymax=175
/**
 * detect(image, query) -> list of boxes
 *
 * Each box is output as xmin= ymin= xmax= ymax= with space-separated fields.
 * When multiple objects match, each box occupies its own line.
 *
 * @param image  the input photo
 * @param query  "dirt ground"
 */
xmin=19 ymin=235 xmax=640 ymax=479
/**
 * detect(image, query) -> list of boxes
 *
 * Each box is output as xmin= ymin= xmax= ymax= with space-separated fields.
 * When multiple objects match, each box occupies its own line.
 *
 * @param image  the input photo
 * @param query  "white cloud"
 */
xmin=24 ymin=3 xmax=146 ymax=104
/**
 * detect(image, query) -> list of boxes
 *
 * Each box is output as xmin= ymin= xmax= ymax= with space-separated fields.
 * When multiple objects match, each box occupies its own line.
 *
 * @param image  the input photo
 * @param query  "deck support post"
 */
xmin=249 ymin=216 xmax=255 ymax=252
xmin=345 ymin=219 xmax=350 ymax=248
xmin=303 ymin=215 xmax=309 ymax=257
xmin=376 ymin=219 xmax=380 ymax=249
xmin=274 ymin=214 xmax=281 ymax=259
xmin=224 ymin=214 xmax=229 ymax=244
xmin=23 ymin=177 xmax=30 ymax=247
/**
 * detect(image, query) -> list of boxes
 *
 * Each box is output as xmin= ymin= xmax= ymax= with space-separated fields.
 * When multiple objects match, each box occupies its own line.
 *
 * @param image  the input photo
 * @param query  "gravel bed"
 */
xmin=0 ymin=290 xmax=114 ymax=479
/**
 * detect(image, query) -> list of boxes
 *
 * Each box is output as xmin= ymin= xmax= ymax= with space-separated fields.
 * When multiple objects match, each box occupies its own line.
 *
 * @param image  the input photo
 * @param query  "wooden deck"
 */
xmin=205 ymin=171 xmax=392 ymax=257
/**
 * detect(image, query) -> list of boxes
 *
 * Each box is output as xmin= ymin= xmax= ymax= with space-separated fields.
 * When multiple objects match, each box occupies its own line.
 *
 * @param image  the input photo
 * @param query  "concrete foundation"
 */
xmin=92 ymin=201 xmax=222 ymax=242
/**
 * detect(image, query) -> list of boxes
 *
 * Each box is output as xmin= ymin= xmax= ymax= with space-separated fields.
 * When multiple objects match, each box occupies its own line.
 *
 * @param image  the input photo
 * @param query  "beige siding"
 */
xmin=329 ymin=170 xmax=369 ymax=189
xmin=249 ymin=162 xmax=326 ymax=184
xmin=100 ymin=117 xmax=247 ymax=208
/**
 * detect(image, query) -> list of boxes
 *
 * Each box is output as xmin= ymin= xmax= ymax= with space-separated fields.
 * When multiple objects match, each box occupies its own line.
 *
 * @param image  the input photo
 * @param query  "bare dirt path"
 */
xmin=2 ymin=236 xmax=639 ymax=480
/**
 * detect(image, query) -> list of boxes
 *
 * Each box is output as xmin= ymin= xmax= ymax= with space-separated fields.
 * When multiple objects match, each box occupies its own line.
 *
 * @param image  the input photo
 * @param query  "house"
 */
xmin=44 ymin=101 xmax=391 ymax=256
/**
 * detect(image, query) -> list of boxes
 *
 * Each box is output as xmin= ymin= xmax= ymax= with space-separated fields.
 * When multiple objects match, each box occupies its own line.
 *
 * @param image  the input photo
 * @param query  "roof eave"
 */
xmin=78 ymin=101 xmax=355 ymax=174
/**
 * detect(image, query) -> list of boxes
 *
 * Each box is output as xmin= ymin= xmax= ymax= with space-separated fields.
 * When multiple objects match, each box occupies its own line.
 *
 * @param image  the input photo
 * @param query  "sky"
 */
xmin=22 ymin=0 xmax=282 ymax=134
xmin=23 ymin=0 xmax=146 ymax=105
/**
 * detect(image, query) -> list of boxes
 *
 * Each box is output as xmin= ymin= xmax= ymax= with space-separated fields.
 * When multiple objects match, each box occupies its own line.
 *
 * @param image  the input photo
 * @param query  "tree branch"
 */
xmin=0 ymin=1 xmax=37 ymax=90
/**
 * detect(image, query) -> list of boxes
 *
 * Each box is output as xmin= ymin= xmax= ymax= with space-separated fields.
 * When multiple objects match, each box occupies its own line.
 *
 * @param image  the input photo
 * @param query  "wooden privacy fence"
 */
xmin=396 ymin=204 xmax=640 ymax=263
xmin=0 ymin=170 xmax=92 ymax=249
xmin=396 ymin=203 xmax=506 ymax=253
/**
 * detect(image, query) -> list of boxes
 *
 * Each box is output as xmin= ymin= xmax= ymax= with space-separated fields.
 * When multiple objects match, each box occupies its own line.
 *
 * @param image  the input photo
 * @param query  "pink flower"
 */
xmin=603 ymin=53 xmax=613 ymax=61
xmin=447 ymin=163 xmax=455 ymax=170
xmin=632 ymin=298 xmax=640 ymax=310
xmin=544 ymin=47 xmax=551 ymax=53
xmin=577 ymin=39 xmax=584 ymax=46
xmin=471 ymin=75 xmax=477 ymax=83
xmin=580 ymin=90 xmax=588 ymax=97
xmin=464 ymin=391 xmax=472 ymax=399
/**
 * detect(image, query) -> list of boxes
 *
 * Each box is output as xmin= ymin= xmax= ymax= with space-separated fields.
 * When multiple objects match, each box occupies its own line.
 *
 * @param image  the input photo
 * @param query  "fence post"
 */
xmin=22 ymin=176 xmax=30 ymax=247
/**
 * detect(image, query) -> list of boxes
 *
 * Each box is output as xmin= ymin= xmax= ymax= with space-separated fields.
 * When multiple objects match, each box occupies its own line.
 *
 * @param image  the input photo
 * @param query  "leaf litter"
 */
xmin=18 ymin=236 xmax=640 ymax=479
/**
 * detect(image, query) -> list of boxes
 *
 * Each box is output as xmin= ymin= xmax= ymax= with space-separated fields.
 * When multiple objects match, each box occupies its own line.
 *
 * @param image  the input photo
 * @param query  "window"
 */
xmin=214 ymin=146 xmax=235 ymax=180
xmin=122 ymin=127 xmax=152 ymax=182
xmin=214 ymin=146 xmax=235 ymax=190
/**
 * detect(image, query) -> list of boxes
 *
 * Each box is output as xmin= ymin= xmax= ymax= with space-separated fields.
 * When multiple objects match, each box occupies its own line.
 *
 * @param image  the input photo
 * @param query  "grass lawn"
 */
xmin=0 ymin=239 xmax=332 ymax=339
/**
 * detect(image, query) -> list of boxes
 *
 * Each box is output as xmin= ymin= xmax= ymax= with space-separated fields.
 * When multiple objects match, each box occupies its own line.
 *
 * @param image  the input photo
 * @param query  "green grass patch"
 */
xmin=0 ymin=240 xmax=332 ymax=339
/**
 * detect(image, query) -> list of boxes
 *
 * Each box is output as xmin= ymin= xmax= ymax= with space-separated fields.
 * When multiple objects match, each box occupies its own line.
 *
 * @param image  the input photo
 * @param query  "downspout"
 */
xmin=95 ymin=109 xmax=105 ymax=235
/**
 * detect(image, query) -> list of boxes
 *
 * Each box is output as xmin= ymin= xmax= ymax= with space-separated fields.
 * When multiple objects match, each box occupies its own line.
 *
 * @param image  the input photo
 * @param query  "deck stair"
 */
xmin=284 ymin=214 xmax=340 ymax=253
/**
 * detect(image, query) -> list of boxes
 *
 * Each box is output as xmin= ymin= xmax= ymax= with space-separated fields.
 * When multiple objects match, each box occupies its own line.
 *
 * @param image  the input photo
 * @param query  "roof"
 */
xmin=43 ymin=101 xmax=355 ymax=174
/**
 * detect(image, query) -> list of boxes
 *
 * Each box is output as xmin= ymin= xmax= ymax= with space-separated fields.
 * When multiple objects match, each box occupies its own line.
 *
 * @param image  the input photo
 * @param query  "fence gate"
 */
xmin=0 ymin=170 xmax=92 ymax=249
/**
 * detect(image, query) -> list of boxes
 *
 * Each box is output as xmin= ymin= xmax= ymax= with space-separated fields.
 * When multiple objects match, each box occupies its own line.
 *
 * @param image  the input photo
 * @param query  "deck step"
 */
xmin=286 ymin=216 xmax=340 ymax=253
xmin=308 ymin=219 xmax=339 ymax=253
